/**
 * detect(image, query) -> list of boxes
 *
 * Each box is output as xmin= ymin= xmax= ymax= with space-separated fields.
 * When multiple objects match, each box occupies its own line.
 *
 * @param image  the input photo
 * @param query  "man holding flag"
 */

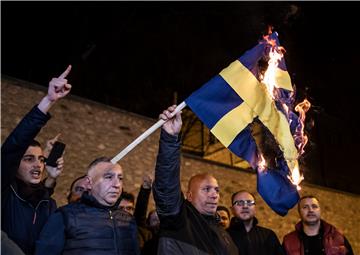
xmin=153 ymin=105 xmax=238 ymax=255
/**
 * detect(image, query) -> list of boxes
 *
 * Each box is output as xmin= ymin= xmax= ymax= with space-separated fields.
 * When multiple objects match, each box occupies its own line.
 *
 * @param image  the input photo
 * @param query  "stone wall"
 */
xmin=2 ymin=76 xmax=359 ymax=254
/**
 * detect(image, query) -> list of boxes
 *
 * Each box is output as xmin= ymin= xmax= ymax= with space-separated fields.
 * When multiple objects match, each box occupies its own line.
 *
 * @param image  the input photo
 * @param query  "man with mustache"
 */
xmin=35 ymin=157 xmax=140 ymax=255
xmin=153 ymin=105 xmax=238 ymax=255
xmin=1 ymin=66 xmax=71 ymax=255
xmin=227 ymin=190 xmax=284 ymax=255
xmin=283 ymin=195 xmax=353 ymax=255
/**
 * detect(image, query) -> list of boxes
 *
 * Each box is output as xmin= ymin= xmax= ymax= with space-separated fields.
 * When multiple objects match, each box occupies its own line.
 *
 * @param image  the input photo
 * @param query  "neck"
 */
xmin=303 ymin=221 xmax=321 ymax=236
xmin=242 ymin=218 xmax=253 ymax=232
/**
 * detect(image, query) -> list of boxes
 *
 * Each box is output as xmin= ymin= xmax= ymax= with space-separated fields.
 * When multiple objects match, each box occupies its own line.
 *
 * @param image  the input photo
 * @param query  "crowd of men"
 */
xmin=1 ymin=67 xmax=354 ymax=255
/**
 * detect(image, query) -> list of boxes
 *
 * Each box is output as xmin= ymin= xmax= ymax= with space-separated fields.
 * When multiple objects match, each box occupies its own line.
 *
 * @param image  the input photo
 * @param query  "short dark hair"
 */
xmin=297 ymin=195 xmax=320 ymax=212
xmin=29 ymin=139 xmax=42 ymax=147
xmin=120 ymin=191 xmax=135 ymax=203
xmin=216 ymin=205 xmax=230 ymax=218
xmin=231 ymin=190 xmax=256 ymax=205
xmin=87 ymin=156 xmax=112 ymax=170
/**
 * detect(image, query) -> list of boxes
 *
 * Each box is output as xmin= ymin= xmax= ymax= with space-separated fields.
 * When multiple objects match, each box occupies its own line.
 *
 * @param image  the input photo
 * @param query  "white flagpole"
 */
xmin=111 ymin=101 xmax=187 ymax=164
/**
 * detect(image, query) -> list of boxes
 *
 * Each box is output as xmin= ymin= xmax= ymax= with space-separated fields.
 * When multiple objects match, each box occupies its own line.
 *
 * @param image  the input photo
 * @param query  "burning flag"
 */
xmin=185 ymin=31 xmax=310 ymax=216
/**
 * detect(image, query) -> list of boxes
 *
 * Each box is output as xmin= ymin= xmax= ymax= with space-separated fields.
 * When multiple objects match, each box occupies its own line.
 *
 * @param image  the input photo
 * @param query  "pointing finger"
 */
xmin=58 ymin=65 xmax=72 ymax=79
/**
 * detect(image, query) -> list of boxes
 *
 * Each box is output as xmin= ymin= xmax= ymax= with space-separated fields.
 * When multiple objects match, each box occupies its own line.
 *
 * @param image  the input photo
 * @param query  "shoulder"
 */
xmin=283 ymin=230 xmax=298 ymax=242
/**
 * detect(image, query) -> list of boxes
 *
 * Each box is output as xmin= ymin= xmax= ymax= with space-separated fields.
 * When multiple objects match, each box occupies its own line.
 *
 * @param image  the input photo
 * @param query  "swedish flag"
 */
xmin=185 ymin=32 xmax=300 ymax=216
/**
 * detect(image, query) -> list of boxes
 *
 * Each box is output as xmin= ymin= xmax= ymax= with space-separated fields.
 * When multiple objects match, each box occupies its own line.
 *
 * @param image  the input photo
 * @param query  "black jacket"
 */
xmin=1 ymin=105 xmax=57 ymax=255
xmin=227 ymin=217 xmax=285 ymax=255
xmin=134 ymin=186 xmax=153 ymax=250
xmin=153 ymin=130 xmax=238 ymax=255
xmin=35 ymin=193 xmax=140 ymax=255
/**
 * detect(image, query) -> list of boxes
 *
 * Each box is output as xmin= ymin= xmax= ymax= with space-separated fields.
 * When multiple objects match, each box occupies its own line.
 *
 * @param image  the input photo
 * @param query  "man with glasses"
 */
xmin=227 ymin=190 xmax=285 ymax=255
xmin=283 ymin=195 xmax=353 ymax=255
xmin=1 ymin=65 xmax=71 ymax=254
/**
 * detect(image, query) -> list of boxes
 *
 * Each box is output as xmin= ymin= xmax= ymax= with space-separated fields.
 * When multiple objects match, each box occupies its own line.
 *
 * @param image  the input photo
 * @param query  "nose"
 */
xmin=209 ymin=189 xmax=219 ymax=200
xmin=33 ymin=158 xmax=43 ymax=167
xmin=112 ymin=177 xmax=121 ymax=188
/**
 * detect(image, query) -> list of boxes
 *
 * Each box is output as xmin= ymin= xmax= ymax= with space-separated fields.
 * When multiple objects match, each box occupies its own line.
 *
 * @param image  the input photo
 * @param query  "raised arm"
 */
xmin=134 ymin=175 xmax=152 ymax=227
xmin=153 ymin=105 xmax=183 ymax=216
xmin=1 ymin=66 xmax=72 ymax=190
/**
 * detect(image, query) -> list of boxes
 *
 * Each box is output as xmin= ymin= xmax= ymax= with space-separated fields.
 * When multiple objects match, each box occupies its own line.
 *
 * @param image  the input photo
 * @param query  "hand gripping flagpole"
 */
xmin=111 ymin=101 xmax=187 ymax=164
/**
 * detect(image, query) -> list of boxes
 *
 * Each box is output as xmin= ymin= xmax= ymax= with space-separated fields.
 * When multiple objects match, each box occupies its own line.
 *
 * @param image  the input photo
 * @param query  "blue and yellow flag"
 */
xmin=185 ymin=32 xmax=300 ymax=216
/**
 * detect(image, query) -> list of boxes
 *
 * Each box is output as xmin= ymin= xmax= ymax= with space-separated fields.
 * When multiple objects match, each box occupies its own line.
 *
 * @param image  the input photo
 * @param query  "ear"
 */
xmin=186 ymin=191 xmax=192 ymax=201
xmin=85 ymin=176 xmax=92 ymax=191
xmin=231 ymin=205 xmax=236 ymax=215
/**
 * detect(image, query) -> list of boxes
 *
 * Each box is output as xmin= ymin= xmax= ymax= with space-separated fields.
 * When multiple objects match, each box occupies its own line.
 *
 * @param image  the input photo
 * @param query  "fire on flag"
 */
xmin=185 ymin=31 xmax=311 ymax=216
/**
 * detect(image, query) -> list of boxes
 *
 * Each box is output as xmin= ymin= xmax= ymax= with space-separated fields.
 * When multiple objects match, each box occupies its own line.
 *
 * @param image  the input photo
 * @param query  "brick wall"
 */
xmin=2 ymin=76 xmax=359 ymax=253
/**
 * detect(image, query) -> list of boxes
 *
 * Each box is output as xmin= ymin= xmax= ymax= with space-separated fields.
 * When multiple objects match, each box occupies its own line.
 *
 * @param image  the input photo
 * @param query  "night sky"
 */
xmin=2 ymin=1 xmax=360 ymax=194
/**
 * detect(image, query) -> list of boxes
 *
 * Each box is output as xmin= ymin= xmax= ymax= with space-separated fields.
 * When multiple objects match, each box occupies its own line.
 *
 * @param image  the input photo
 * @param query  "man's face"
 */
xmin=119 ymin=199 xmax=135 ymax=215
xmin=298 ymin=198 xmax=321 ymax=226
xmin=69 ymin=177 xmax=89 ymax=203
xmin=17 ymin=146 xmax=45 ymax=184
xmin=89 ymin=162 xmax=123 ymax=206
xmin=231 ymin=192 xmax=256 ymax=221
xmin=217 ymin=210 xmax=230 ymax=229
xmin=187 ymin=176 xmax=219 ymax=215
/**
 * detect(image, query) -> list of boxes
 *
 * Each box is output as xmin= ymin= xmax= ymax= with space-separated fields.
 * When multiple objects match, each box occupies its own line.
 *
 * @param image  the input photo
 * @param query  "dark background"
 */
xmin=2 ymin=1 xmax=360 ymax=194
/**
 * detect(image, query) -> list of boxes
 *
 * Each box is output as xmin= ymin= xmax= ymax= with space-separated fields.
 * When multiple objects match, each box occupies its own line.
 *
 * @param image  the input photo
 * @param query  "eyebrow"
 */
xmin=103 ymin=171 xmax=123 ymax=177
xmin=23 ymin=154 xmax=45 ymax=159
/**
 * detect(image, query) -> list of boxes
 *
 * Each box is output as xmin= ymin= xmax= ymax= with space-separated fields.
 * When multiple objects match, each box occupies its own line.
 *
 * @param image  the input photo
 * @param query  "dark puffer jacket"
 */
xmin=35 ymin=193 xmax=140 ymax=255
xmin=1 ymin=105 xmax=57 ymax=255
xmin=153 ymin=130 xmax=238 ymax=255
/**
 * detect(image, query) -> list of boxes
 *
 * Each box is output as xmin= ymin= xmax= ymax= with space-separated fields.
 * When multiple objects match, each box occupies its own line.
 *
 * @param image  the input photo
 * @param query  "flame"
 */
xmin=261 ymin=46 xmax=283 ymax=98
xmin=294 ymin=99 xmax=311 ymax=155
xmin=258 ymin=36 xmax=311 ymax=191
xmin=287 ymin=162 xmax=304 ymax=190
xmin=257 ymin=154 xmax=267 ymax=172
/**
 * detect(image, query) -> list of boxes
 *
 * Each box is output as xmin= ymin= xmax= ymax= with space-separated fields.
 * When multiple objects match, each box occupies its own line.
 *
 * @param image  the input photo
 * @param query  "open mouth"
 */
xmin=30 ymin=169 xmax=41 ymax=179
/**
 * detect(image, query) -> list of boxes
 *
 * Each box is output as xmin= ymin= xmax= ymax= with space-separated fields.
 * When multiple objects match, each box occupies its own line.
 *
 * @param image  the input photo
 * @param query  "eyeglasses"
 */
xmin=232 ymin=200 xmax=256 ymax=207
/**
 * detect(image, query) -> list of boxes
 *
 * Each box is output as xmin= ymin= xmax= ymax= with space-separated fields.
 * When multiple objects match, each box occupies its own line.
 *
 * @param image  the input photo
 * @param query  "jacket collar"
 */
xmin=296 ymin=219 xmax=335 ymax=237
xmin=11 ymin=178 xmax=51 ymax=203
xmin=229 ymin=216 xmax=259 ymax=231
xmin=185 ymin=200 xmax=220 ymax=224
xmin=81 ymin=192 xmax=120 ymax=210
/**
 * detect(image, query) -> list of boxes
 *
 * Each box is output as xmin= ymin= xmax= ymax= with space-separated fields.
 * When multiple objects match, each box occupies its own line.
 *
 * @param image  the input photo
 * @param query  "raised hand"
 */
xmin=142 ymin=175 xmax=153 ymax=189
xmin=43 ymin=133 xmax=61 ymax=158
xmin=38 ymin=65 xmax=72 ymax=113
xmin=46 ymin=157 xmax=64 ymax=179
xmin=159 ymin=105 xmax=182 ymax=136
xmin=44 ymin=157 xmax=64 ymax=188
xmin=47 ymin=65 xmax=72 ymax=102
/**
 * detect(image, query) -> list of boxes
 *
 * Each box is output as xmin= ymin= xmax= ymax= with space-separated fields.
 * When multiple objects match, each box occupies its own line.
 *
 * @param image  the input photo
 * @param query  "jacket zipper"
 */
xmin=10 ymin=185 xmax=49 ymax=225
xmin=109 ymin=209 xmax=119 ymax=253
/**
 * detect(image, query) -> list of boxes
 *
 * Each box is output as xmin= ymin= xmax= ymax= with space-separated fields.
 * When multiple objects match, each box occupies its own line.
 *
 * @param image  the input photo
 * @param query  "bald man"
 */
xmin=35 ymin=157 xmax=140 ymax=255
xmin=153 ymin=105 xmax=238 ymax=255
